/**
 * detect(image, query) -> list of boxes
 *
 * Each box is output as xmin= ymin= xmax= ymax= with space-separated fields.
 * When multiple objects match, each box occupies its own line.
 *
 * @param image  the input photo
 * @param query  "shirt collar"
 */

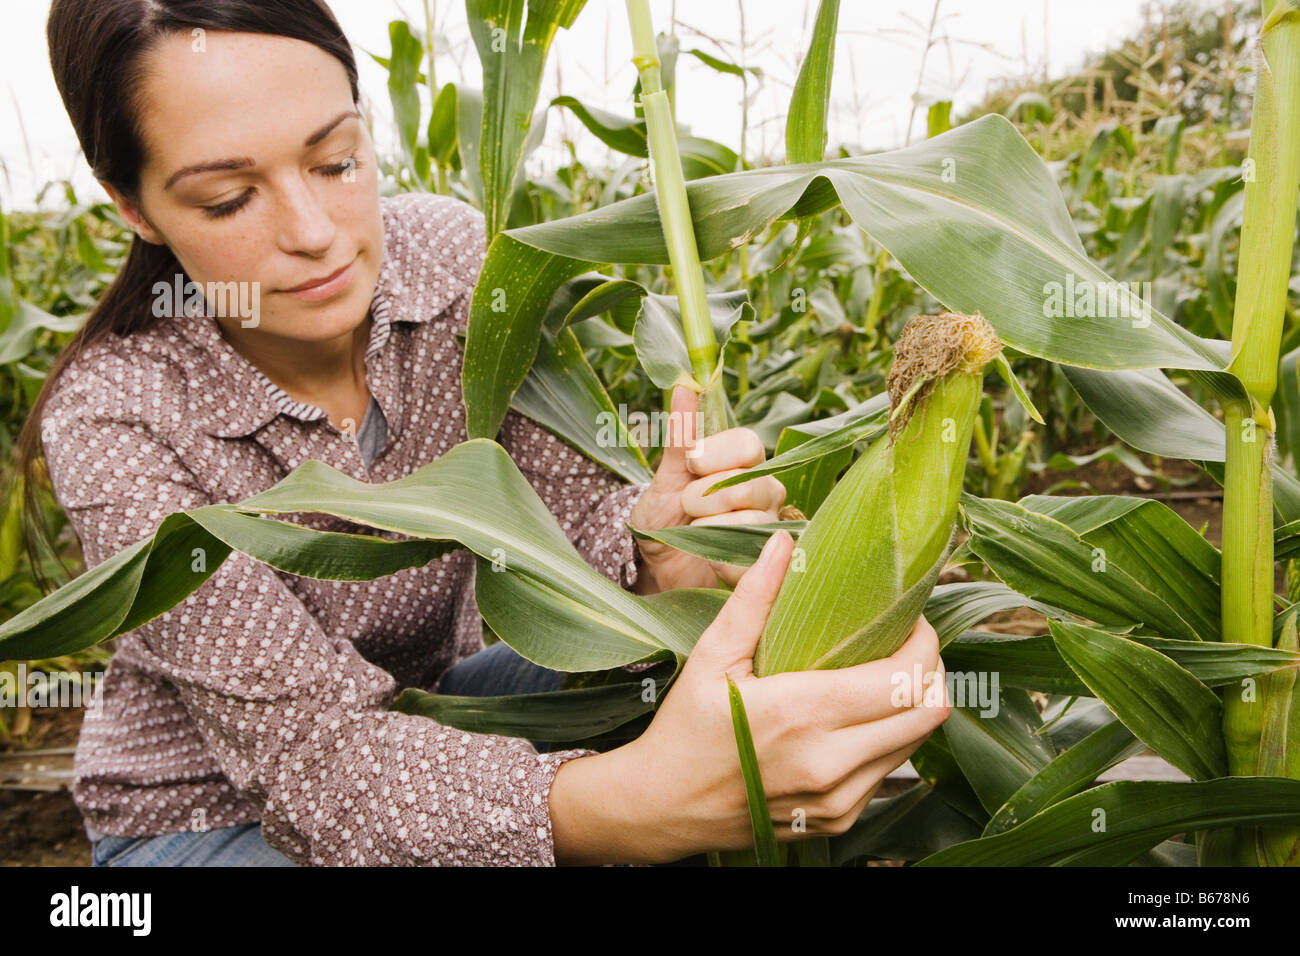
xmin=183 ymin=196 xmax=470 ymax=439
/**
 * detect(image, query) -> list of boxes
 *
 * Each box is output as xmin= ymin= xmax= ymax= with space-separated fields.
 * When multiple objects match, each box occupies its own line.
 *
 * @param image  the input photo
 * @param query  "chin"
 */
xmin=272 ymin=263 xmax=377 ymax=339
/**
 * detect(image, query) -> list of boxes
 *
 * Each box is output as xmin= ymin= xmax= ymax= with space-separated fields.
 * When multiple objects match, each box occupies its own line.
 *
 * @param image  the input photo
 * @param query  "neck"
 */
xmin=216 ymin=311 xmax=372 ymax=404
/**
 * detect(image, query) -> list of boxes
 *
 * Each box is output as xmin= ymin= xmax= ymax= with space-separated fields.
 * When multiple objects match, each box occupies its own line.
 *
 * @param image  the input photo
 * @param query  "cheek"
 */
xmin=174 ymin=235 xmax=263 ymax=286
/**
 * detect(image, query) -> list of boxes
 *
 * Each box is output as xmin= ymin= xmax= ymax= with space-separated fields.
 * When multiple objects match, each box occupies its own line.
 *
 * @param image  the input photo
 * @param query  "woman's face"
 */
xmin=106 ymin=29 xmax=383 ymax=351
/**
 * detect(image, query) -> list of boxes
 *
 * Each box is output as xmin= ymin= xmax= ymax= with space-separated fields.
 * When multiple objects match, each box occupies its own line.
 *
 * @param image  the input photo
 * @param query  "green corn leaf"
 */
xmin=0 ymin=441 xmax=722 ymax=671
xmin=830 ymin=782 xmax=984 ymax=864
xmin=1154 ymin=114 xmax=1185 ymax=174
xmin=465 ymin=234 xmax=599 ymax=437
xmin=385 ymin=20 xmax=425 ymax=161
xmin=1017 ymin=495 xmax=1222 ymax=643
xmin=550 ymin=94 xmax=648 ymax=156
xmin=983 ymin=719 xmax=1145 ymax=836
xmin=1050 ymin=620 xmax=1228 ymax=781
xmin=916 ymin=777 xmax=1300 ymax=866
xmin=466 ymin=0 xmax=587 ymax=240
xmin=705 ymin=393 xmax=888 ymax=493
xmin=633 ymin=291 xmax=752 ymax=390
xmin=508 ymin=326 xmax=653 ymax=484
xmin=685 ymin=48 xmax=761 ymax=79
xmin=629 ymin=521 xmax=806 ymax=568
xmin=942 ymin=629 xmax=1299 ymax=696
xmin=454 ymin=86 xmax=485 ymax=205
xmin=1148 ymin=174 xmax=1187 ymax=280
xmin=465 ymin=114 xmax=1244 ymax=441
xmin=428 ymin=82 xmax=459 ymax=165
xmin=770 ymin=424 xmax=852 ymax=517
xmin=786 ymin=0 xmax=840 ymax=165
xmin=961 ymin=495 xmax=1216 ymax=643
xmin=1205 ymin=189 xmax=1245 ymax=338
xmin=726 ymin=675 xmax=782 ymax=866
xmin=0 ymin=279 xmax=85 ymax=365
xmin=923 ymin=581 xmax=1067 ymax=648
xmin=943 ymin=688 xmax=1056 ymax=815
xmin=1275 ymin=344 xmax=1300 ymax=468
xmin=389 ymin=663 xmax=672 ymax=742
xmin=992 ymin=353 xmax=1044 ymax=424
xmin=927 ymin=101 xmax=953 ymax=139
xmin=1063 ymin=363 xmax=1300 ymax=523
xmin=910 ymin=725 xmax=989 ymax=824
xmin=940 ymin=631 xmax=1090 ymax=696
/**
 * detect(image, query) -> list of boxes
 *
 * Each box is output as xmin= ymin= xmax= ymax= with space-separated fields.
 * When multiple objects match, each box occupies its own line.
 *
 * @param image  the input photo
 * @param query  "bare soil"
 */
xmin=0 ymin=706 xmax=89 ymax=867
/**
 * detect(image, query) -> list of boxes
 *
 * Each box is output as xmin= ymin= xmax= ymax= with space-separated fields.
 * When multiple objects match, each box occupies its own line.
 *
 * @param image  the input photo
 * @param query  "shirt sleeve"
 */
xmin=41 ymin=372 xmax=597 ymax=866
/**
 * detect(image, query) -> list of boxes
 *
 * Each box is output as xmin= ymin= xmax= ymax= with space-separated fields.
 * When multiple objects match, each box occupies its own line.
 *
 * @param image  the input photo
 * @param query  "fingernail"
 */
xmin=755 ymin=531 xmax=786 ymax=568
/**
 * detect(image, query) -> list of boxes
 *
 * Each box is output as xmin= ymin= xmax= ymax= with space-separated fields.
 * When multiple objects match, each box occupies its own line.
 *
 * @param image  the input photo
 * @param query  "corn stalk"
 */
xmin=1216 ymin=0 xmax=1300 ymax=865
xmin=624 ymin=0 xmax=734 ymax=436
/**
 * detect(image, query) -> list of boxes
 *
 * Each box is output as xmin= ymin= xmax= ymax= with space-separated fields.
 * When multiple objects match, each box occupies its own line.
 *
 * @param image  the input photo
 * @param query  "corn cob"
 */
xmin=754 ymin=311 xmax=1002 ymax=676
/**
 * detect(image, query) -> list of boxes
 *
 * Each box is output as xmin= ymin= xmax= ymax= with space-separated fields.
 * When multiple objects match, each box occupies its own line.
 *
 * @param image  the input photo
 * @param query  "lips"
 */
xmin=285 ymin=260 xmax=353 ymax=293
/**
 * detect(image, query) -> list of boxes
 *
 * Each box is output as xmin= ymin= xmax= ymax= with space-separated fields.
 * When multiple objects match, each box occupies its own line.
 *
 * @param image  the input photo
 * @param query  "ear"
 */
xmin=99 ymin=181 xmax=165 ymax=245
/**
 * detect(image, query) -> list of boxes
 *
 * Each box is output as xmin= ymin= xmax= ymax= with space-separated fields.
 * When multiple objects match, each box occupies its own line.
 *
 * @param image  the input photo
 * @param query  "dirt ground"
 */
xmin=0 ymin=453 xmax=1232 ymax=866
xmin=0 ymin=706 xmax=90 ymax=866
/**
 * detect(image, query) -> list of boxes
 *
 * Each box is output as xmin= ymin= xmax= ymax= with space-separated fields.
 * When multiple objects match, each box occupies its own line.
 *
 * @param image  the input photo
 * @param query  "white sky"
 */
xmin=1 ymin=0 xmax=1154 ymax=211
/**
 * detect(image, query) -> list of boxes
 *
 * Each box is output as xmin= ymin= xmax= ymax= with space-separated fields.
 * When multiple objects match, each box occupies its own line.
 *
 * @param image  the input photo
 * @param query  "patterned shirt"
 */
xmin=39 ymin=192 xmax=650 ymax=866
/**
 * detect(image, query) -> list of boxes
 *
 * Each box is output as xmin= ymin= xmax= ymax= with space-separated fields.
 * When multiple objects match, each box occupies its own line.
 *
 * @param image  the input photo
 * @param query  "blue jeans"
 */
xmin=89 ymin=641 xmax=566 ymax=867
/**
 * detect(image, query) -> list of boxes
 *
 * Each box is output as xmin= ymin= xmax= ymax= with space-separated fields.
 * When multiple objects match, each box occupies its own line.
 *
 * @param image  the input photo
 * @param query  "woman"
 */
xmin=17 ymin=0 xmax=949 ymax=866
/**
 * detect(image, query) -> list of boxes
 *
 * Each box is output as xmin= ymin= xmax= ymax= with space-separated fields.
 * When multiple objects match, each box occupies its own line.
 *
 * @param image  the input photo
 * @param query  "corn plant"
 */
xmin=6 ymin=0 xmax=1300 ymax=866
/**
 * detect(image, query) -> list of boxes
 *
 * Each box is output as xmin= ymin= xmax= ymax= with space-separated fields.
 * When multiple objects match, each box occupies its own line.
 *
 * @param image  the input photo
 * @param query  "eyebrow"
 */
xmin=163 ymin=109 xmax=361 ymax=190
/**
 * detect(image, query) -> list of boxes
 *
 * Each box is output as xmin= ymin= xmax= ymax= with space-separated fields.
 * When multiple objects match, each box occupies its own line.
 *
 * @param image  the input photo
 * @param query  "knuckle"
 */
xmin=790 ymin=762 xmax=822 ymax=796
xmin=801 ymin=756 xmax=837 ymax=795
xmin=821 ymin=786 xmax=859 ymax=821
xmin=775 ymin=691 xmax=814 ymax=736
xmin=755 ymin=693 xmax=794 ymax=738
xmin=825 ymin=809 xmax=860 ymax=836
xmin=834 ymin=790 xmax=879 ymax=834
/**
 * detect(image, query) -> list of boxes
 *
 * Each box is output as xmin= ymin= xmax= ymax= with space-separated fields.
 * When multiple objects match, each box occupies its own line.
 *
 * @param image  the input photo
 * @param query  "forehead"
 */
xmin=135 ymin=30 xmax=354 ymax=172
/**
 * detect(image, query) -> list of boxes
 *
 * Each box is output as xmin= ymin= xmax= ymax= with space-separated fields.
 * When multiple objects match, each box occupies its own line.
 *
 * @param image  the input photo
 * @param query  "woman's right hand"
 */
xmin=549 ymin=529 xmax=951 ymax=865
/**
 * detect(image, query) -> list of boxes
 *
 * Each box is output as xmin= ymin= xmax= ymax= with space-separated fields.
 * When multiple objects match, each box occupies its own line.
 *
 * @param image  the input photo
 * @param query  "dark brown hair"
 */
xmin=15 ymin=0 xmax=360 ymax=592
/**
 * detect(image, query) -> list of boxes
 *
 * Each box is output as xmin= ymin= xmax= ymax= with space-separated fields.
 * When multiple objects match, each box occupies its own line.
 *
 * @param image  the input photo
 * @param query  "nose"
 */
xmin=271 ymin=172 xmax=337 ymax=257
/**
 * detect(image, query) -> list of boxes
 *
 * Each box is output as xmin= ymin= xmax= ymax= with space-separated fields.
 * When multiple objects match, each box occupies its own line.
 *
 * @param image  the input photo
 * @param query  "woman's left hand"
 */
xmin=628 ymin=384 xmax=787 ymax=594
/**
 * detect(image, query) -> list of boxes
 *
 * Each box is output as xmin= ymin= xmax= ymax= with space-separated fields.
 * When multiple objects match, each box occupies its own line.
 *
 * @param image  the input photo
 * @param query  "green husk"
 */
xmin=754 ymin=312 xmax=1002 ymax=676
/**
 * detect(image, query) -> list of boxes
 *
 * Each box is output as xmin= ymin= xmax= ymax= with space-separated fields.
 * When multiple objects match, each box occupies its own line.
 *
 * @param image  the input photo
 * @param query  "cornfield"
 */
xmin=3 ymin=0 xmax=1300 ymax=871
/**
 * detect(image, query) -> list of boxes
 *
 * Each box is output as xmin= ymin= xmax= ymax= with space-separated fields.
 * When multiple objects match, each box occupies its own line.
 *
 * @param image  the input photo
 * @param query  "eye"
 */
xmin=199 ymin=155 xmax=362 ymax=220
xmin=319 ymin=155 xmax=363 ymax=178
xmin=202 ymin=191 xmax=252 ymax=220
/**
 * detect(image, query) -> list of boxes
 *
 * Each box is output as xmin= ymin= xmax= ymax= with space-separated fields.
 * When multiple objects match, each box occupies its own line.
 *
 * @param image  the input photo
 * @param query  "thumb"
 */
xmin=691 ymin=530 xmax=795 ymax=673
xmin=650 ymin=384 xmax=699 ymax=492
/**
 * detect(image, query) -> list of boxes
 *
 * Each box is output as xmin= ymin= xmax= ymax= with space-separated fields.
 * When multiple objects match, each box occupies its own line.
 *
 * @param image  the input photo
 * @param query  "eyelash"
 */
xmin=202 ymin=156 xmax=363 ymax=220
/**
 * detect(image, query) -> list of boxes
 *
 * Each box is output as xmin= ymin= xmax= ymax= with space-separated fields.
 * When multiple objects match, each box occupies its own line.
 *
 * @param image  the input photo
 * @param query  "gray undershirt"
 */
xmin=357 ymin=395 xmax=388 ymax=468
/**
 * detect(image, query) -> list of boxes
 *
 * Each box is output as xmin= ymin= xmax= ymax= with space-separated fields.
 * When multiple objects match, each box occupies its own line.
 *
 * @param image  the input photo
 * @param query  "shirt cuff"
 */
xmin=531 ymin=747 xmax=599 ymax=866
